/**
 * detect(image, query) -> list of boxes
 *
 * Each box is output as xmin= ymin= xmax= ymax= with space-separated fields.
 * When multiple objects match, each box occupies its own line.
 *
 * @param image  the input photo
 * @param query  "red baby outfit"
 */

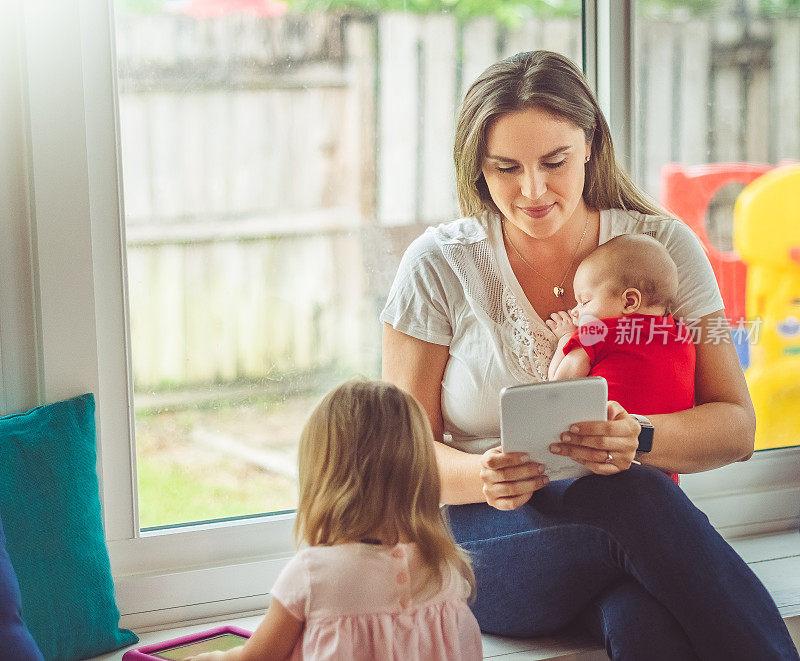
xmin=562 ymin=314 xmax=696 ymax=484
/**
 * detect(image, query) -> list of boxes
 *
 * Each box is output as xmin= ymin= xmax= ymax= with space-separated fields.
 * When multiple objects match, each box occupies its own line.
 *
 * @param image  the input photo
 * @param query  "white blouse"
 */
xmin=380 ymin=209 xmax=724 ymax=454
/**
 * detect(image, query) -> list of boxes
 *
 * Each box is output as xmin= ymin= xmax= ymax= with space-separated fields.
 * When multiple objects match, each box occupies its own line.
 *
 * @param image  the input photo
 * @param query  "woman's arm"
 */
xmin=551 ymin=311 xmax=755 ymax=474
xmin=382 ymin=323 xmax=483 ymax=503
xmin=186 ymin=598 xmax=303 ymax=661
xmin=382 ymin=323 xmax=548 ymax=507
xmin=640 ymin=310 xmax=755 ymax=473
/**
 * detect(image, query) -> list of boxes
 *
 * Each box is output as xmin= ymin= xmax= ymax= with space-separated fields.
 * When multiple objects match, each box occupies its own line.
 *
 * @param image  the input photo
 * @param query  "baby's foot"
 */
xmin=545 ymin=310 xmax=577 ymax=340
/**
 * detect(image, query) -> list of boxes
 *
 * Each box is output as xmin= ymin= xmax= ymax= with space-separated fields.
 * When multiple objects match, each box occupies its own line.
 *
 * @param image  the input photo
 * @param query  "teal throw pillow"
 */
xmin=0 ymin=393 xmax=138 ymax=660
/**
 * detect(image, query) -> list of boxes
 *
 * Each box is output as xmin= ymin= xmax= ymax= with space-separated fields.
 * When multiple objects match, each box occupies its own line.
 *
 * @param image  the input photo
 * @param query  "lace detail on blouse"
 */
xmin=439 ymin=236 xmax=555 ymax=382
xmin=500 ymin=287 xmax=556 ymax=382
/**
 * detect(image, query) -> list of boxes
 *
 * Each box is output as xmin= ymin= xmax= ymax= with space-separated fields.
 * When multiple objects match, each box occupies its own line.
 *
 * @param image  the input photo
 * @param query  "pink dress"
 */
xmin=270 ymin=542 xmax=482 ymax=660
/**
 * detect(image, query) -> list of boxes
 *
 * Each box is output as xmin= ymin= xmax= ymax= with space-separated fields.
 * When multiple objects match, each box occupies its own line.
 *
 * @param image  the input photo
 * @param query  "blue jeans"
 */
xmin=445 ymin=465 xmax=799 ymax=660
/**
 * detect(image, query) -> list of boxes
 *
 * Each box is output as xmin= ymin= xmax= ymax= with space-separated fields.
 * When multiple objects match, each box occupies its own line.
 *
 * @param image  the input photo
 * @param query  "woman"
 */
xmin=381 ymin=51 xmax=798 ymax=660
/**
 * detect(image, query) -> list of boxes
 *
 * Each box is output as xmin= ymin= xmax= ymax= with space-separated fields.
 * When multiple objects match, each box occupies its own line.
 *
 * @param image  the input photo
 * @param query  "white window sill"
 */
xmin=91 ymin=530 xmax=800 ymax=660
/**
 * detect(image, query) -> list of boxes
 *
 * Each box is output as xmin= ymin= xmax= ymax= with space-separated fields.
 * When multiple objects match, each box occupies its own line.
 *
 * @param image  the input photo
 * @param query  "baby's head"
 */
xmin=570 ymin=233 xmax=678 ymax=325
xmin=295 ymin=379 xmax=440 ymax=547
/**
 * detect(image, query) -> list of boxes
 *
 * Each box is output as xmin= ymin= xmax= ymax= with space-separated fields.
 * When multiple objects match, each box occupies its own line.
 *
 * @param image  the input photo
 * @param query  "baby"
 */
xmin=546 ymin=233 xmax=695 ymax=418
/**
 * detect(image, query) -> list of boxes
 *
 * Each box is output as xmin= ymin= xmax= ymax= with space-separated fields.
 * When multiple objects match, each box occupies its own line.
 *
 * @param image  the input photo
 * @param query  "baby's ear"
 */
xmin=623 ymin=287 xmax=641 ymax=313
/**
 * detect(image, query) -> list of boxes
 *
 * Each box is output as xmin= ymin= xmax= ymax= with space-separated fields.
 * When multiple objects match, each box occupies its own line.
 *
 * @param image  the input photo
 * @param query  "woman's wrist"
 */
xmin=434 ymin=441 xmax=487 ymax=505
xmin=644 ymin=404 xmax=754 ymax=473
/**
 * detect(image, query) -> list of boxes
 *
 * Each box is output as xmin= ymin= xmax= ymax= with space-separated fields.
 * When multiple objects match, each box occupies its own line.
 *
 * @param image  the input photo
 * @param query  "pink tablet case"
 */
xmin=122 ymin=625 xmax=252 ymax=660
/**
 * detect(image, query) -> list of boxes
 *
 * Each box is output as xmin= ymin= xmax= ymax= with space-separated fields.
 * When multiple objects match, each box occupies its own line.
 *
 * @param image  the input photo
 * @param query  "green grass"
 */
xmin=136 ymin=448 xmax=297 ymax=529
xmin=130 ymin=378 xmax=354 ymax=529
xmin=132 ymin=395 xmax=306 ymax=529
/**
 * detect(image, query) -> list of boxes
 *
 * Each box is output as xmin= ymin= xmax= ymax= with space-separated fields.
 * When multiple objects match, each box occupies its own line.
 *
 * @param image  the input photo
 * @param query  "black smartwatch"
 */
xmin=631 ymin=414 xmax=654 ymax=454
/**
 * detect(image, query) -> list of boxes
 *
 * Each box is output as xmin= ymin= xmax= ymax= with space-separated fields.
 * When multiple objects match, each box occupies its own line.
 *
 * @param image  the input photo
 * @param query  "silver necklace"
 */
xmin=502 ymin=212 xmax=591 ymax=298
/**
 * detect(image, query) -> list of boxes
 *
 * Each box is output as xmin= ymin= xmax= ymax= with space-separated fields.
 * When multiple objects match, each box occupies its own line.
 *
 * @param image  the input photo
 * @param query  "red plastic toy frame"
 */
xmin=660 ymin=161 xmax=774 ymax=323
xmin=122 ymin=625 xmax=252 ymax=660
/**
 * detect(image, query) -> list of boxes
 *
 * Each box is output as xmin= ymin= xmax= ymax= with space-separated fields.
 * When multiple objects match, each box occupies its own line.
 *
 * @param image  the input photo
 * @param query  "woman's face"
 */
xmin=481 ymin=106 xmax=590 ymax=240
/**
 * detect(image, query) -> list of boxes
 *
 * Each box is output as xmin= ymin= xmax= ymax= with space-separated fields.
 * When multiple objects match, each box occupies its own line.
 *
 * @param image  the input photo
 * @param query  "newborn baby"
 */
xmin=546 ymin=233 xmax=695 ymax=418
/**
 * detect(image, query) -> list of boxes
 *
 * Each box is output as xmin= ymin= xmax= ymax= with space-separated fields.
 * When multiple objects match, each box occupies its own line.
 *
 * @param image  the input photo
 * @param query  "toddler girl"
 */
xmin=188 ymin=379 xmax=481 ymax=661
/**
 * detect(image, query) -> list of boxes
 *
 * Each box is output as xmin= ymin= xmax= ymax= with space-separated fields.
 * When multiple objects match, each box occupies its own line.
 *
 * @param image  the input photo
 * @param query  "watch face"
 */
xmin=636 ymin=422 xmax=654 ymax=453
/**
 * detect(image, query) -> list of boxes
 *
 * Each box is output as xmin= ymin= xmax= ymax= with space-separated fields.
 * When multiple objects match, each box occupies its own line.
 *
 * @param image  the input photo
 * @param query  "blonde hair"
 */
xmin=581 ymin=234 xmax=679 ymax=312
xmin=454 ymin=50 xmax=665 ymax=218
xmin=295 ymin=379 xmax=475 ymax=597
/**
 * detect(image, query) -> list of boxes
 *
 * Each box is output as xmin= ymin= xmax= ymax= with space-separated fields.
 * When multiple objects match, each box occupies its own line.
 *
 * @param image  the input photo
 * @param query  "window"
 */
xmin=630 ymin=0 xmax=800 ymax=534
xmin=111 ymin=0 xmax=583 ymax=532
xmin=6 ymin=0 xmax=798 ymax=629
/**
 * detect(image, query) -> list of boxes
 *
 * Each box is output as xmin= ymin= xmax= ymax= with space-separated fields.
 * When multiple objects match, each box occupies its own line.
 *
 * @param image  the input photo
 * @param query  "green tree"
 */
xmin=120 ymin=0 xmax=582 ymax=22
xmin=119 ymin=0 xmax=800 ymax=19
xmin=286 ymin=0 xmax=580 ymax=22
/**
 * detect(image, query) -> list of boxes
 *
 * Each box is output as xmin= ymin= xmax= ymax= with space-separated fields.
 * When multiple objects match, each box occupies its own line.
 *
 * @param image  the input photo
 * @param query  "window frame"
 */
xmin=8 ymin=0 xmax=800 ymax=628
xmin=0 ymin=0 xmax=39 ymax=417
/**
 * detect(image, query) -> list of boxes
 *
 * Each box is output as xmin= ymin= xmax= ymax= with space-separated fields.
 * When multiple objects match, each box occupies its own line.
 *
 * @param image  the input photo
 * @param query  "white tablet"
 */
xmin=500 ymin=377 xmax=608 ymax=481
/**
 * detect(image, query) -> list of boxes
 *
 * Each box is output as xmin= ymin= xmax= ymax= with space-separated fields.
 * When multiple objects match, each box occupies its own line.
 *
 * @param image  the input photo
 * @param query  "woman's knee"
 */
xmin=445 ymin=501 xmax=560 ymax=545
xmin=564 ymin=465 xmax=705 ymax=527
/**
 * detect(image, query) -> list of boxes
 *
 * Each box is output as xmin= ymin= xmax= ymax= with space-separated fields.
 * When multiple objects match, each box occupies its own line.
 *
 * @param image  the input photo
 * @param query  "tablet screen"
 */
xmin=154 ymin=633 xmax=248 ymax=659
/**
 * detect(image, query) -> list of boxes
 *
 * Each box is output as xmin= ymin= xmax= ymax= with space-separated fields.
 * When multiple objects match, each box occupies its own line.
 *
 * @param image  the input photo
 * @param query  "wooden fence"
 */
xmin=115 ymin=11 xmax=799 ymax=390
xmin=634 ymin=17 xmax=800 ymax=249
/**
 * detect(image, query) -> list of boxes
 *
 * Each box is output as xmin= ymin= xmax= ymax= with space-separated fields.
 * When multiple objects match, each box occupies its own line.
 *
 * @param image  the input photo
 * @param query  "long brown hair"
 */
xmin=295 ymin=379 xmax=475 ymax=597
xmin=454 ymin=50 xmax=664 ymax=218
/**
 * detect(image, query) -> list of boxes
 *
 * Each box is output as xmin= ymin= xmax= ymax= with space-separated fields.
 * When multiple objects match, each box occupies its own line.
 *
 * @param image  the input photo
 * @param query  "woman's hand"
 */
xmin=548 ymin=400 xmax=640 ymax=474
xmin=480 ymin=447 xmax=549 ymax=510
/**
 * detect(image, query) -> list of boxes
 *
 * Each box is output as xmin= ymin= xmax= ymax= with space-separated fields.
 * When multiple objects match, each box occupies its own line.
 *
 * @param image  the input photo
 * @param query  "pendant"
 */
xmin=554 ymin=286 xmax=564 ymax=298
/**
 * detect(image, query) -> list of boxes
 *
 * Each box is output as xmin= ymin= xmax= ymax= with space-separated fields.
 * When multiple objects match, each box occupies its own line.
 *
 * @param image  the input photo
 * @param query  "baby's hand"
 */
xmin=545 ymin=311 xmax=577 ymax=340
